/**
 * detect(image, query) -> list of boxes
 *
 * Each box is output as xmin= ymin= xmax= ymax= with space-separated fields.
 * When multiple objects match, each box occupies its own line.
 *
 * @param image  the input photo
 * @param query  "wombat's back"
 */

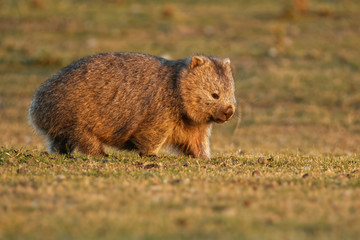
xmin=29 ymin=53 xmax=177 ymax=152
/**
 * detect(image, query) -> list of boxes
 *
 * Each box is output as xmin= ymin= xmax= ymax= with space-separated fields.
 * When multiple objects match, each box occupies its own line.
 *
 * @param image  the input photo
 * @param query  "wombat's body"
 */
xmin=29 ymin=52 xmax=235 ymax=158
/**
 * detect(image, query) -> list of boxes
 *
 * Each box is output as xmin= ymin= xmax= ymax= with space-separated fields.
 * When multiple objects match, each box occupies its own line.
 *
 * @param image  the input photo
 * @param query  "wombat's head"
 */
xmin=180 ymin=55 xmax=236 ymax=124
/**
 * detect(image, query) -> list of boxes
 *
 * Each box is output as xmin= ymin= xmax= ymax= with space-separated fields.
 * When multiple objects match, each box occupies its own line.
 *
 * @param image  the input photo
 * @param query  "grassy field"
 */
xmin=0 ymin=0 xmax=360 ymax=239
xmin=1 ymin=148 xmax=360 ymax=240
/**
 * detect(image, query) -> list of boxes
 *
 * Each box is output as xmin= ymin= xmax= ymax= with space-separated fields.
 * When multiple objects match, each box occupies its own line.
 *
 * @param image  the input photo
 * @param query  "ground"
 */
xmin=0 ymin=0 xmax=359 ymax=239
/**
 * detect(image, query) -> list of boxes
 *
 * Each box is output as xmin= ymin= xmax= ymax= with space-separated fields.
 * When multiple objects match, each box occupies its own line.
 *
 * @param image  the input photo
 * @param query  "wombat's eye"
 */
xmin=212 ymin=93 xmax=220 ymax=99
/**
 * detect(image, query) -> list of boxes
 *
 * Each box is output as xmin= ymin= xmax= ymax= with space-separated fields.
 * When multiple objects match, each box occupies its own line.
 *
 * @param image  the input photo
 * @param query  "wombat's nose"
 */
xmin=224 ymin=106 xmax=234 ymax=119
xmin=214 ymin=105 xmax=235 ymax=123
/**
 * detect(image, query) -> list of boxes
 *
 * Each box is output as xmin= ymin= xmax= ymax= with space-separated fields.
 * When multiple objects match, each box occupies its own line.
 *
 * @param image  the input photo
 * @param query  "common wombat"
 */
xmin=29 ymin=52 xmax=235 ymax=158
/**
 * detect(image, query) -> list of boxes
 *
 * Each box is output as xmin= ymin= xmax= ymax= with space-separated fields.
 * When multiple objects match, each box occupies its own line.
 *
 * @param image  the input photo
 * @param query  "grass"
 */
xmin=1 ymin=147 xmax=359 ymax=240
xmin=0 ymin=0 xmax=360 ymax=239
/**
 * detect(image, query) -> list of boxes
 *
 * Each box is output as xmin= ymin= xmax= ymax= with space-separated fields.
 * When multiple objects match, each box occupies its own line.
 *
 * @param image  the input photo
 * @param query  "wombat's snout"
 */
xmin=224 ymin=106 xmax=234 ymax=119
xmin=214 ymin=105 xmax=235 ymax=123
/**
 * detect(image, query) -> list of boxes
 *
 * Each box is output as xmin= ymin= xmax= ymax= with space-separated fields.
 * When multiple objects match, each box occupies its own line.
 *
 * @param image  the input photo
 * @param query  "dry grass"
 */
xmin=0 ymin=0 xmax=360 ymax=239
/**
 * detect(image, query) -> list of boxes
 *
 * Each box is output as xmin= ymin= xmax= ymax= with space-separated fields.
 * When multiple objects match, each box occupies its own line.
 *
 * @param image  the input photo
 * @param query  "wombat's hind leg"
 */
xmin=76 ymin=133 xmax=107 ymax=157
xmin=47 ymin=135 xmax=74 ymax=155
xmin=131 ymin=134 xmax=165 ymax=158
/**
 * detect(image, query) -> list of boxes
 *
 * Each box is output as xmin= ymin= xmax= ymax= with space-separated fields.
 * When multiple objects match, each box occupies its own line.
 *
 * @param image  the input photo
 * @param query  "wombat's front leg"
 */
xmin=185 ymin=138 xmax=210 ymax=159
xmin=176 ymin=125 xmax=211 ymax=159
xmin=75 ymin=131 xmax=107 ymax=156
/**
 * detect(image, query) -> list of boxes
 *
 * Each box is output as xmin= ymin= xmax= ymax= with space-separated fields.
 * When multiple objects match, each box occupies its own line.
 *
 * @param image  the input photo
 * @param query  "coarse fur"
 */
xmin=28 ymin=52 xmax=236 ymax=158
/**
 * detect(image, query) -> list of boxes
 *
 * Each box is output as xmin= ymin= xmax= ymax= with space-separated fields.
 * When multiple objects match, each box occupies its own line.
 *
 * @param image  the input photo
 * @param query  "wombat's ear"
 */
xmin=189 ymin=56 xmax=205 ymax=69
xmin=223 ymin=58 xmax=231 ymax=65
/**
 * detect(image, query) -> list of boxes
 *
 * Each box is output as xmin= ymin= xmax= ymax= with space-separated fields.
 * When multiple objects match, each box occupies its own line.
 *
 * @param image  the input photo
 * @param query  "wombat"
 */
xmin=29 ymin=52 xmax=235 ymax=158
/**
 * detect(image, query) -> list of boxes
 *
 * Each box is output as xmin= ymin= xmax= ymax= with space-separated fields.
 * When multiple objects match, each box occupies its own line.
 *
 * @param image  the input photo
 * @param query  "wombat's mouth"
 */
xmin=211 ymin=116 xmax=228 ymax=124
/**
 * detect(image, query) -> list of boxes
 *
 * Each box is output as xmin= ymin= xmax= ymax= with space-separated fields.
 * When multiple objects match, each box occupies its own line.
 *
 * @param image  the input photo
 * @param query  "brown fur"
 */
xmin=28 ymin=52 xmax=235 ymax=158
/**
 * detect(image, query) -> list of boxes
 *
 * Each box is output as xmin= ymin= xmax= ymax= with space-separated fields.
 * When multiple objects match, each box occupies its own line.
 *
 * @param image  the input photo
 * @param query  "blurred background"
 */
xmin=0 ymin=0 xmax=359 ymax=154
